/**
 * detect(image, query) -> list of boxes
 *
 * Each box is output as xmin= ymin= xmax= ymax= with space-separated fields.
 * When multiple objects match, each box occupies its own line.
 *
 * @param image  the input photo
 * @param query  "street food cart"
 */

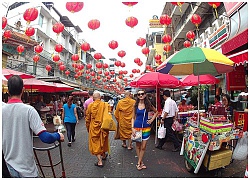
xmin=180 ymin=106 xmax=244 ymax=175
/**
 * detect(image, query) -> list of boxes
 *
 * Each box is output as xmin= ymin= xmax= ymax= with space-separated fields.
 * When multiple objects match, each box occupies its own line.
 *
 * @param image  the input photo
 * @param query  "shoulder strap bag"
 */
xmin=131 ymin=109 xmax=146 ymax=143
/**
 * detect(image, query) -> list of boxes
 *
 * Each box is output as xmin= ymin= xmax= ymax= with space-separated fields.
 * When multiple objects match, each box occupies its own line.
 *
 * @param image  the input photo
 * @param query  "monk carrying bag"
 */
xmin=101 ymin=103 xmax=117 ymax=131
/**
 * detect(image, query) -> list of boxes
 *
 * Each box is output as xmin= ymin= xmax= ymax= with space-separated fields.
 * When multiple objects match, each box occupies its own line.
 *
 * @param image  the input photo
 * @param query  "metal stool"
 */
xmin=33 ymin=136 xmax=66 ymax=178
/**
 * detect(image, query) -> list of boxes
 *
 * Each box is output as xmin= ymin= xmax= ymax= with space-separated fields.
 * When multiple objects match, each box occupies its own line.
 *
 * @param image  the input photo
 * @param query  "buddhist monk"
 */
xmin=114 ymin=91 xmax=136 ymax=150
xmin=85 ymin=92 xmax=110 ymax=168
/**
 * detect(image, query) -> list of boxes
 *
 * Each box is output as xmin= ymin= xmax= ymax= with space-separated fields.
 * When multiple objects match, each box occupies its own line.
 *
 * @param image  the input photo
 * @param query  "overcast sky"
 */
xmin=54 ymin=1 xmax=166 ymax=74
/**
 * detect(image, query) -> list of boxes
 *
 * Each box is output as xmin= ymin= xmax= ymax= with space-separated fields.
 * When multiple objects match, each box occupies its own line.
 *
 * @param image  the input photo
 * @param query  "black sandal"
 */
xmin=102 ymin=153 xmax=108 ymax=160
xmin=94 ymin=162 xmax=103 ymax=168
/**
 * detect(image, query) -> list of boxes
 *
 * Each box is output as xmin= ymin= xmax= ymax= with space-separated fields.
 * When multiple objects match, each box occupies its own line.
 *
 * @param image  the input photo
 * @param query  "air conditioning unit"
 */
xmin=205 ymin=27 xmax=213 ymax=38
xmin=212 ymin=19 xmax=222 ymax=31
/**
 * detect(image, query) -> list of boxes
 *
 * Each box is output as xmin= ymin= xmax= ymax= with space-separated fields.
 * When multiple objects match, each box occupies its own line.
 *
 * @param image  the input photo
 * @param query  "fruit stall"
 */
xmin=180 ymin=106 xmax=244 ymax=174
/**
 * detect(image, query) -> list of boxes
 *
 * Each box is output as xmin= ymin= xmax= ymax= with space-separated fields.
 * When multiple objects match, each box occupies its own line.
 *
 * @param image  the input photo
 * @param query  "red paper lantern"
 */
xmin=74 ymin=74 xmax=79 ymax=79
xmin=59 ymin=62 xmax=64 ymax=66
xmin=52 ymin=54 xmax=60 ymax=62
xmin=186 ymin=31 xmax=195 ymax=41
xmin=45 ymin=65 xmax=52 ymax=72
xmin=118 ymin=75 xmax=123 ymax=79
xmin=146 ymin=65 xmax=151 ymax=70
xmin=107 ymin=75 xmax=111 ymax=80
xmin=52 ymin=22 xmax=64 ymax=34
xmin=134 ymin=58 xmax=140 ymax=64
xmin=25 ymin=27 xmax=35 ymax=37
xmin=190 ymin=14 xmax=202 ymax=28
xmin=120 ymin=62 xmax=126 ymax=68
xmin=122 ymin=2 xmax=138 ymax=6
xmin=159 ymin=14 xmax=172 ymax=26
xmin=81 ymin=42 xmax=90 ymax=52
xmin=54 ymin=44 xmax=63 ymax=53
xmin=85 ymin=70 xmax=90 ymax=74
xmin=125 ymin=16 xmax=138 ymax=28
xmin=113 ymin=79 xmax=117 ymax=82
xmin=114 ymin=60 xmax=121 ymax=67
xmin=88 ymin=19 xmax=100 ymax=30
xmin=136 ymin=69 xmax=140 ymax=73
xmin=123 ymin=70 xmax=128 ymax=74
xmin=16 ymin=45 xmax=24 ymax=54
xmin=66 ymin=2 xmax=84 ymax=13
xmin=136 ymin=37 xmax=146 ymax=47
xmin=90 ymin=71 xmax=95 ymax=76
xmin=162 ymin=34 xmax=172 ymax=44
xmin=163 ymin=44 xmax=172 ymax=53
xmin=132 ymin=69 xmax=137 ymax=73
xmin=119 ymin=70 xmax=123 ymax=75
xmin=96 ymin=62 xmax=103 ymax=69
xmin=183 ymin=40 xmax=191 ymax=48
xmin=23 ymin=8 xmax=38 ymax=24
xmin=94 ymin=53 xmax=102 ymax=60
xmin=2 ymin=17 xmax=7 ymax=29
xmin=104 ymin=71 xmax=109 ymax=76
xmin=110 ymin=71 xmax=115 ymax=75
xmin=154 ymin=54 xmax=161 ymax=61
xmin=137 ymin=61 xmax=143 ymax=66
xmin=65 ymin=70 xmax=70 ymax=76
xmin=103 ymin=63 xmax=109 ymax=69
xmin=108 ymin=40 xmax=118 ymax=50
xmin=77 ymin=64 xmax=84 ymax=70
xmin=97 ymin=75 xmax=101 ymax=80
xmin=33 ymin=55 xmax=40 ymax=63
xmin=75 ymin=68 xmax=79 ymax=73
xmin=71 ymin=54 xmax=79 ymax=62
xmin=103 ymin=78 xmax=107 ymax=82
xmin=72 ymin=63 xmax=77 ymax=68
xmin=129 ymin=74 xmax=134 ymax=78
xmin=86 ymin=75 xmax=90 ymax=80
xmin=59 ymin=64 xmax=66 ymax=71
xmin=34 ymin=45 xmax=43 ymax=54
xmin=86 ymin=63 xmax=92 ymax=69
xmin=142 ymin=47 xmax=150 ymax=55
xmin=118 ymin=50 xmax=126 ymax=58
xmin=3 ymin=30 xmax=11 ymax=39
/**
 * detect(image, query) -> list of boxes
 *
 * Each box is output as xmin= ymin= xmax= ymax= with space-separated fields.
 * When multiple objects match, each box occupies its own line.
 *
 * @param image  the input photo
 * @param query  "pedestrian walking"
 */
xmin=114 ymin=91 xmax=136 ymax=150
xmin=62 ymin=96 xmax=79 ymax=147
xmin=83 ymin=90 xmax=94 ymax=118
xmin=2 ymin=75 xmax=64 ymax=178
xmin=156 ymin=90 xmax=181 ymax=152
xmin=85 ymin=92 xmax=110 ymax=168
xmin=108 ymin=97 xmax=114 ymax=112
xmin=132 ymin=90 xmax=158 ymax=170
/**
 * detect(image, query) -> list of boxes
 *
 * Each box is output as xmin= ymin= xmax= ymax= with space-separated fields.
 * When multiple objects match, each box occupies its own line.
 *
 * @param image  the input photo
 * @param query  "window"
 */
xmin=38 ymin=14 xmax=44 ymax=27
xmin=155 ymin=35 xmax=162 ymax=43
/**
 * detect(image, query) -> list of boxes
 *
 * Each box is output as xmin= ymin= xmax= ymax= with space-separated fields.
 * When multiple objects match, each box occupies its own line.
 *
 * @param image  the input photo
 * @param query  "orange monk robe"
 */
xmin=85 ymin=100 xmax=109 ymax=156
xmin=114 ymin=97 xmax=135 ymax=140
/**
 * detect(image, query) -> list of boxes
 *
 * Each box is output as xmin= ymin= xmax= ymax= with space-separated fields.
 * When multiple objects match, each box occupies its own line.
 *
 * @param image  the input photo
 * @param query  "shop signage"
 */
xmin=226 ymin=65 xmax=246 ymax=91
xmin=149 ymin=15 xmax=163 ymax=28
xmin=208 ymin=24 xmax=228 ymax=48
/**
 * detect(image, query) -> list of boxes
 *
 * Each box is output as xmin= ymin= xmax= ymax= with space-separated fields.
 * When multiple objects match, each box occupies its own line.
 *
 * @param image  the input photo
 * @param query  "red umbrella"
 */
xmin=52 ymin=83 xmax=74 ymax=92
xmin=2 ymin=68 xmax=35 ymax=79
xmin=130 ymin=72 xmax=181 ymax=88
xmin=23 ymin=78 xmax=56 ymax=92
xmin=180 ymin=74 xmax=220 ymax=86
xmin=72 ymin=91 xmax=88 ymax=96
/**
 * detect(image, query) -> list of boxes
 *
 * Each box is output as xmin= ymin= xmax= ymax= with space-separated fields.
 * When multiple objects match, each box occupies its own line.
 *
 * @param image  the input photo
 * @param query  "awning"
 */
xmin=227 ymin=50 xmax=248 ymax=66
xmin=221 ymin=29 xmax=248 ymax=54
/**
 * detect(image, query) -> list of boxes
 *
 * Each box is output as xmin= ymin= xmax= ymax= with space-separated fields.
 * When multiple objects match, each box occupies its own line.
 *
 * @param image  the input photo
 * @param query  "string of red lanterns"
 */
xmin=66 ymin=2 xmax=84 ymax=13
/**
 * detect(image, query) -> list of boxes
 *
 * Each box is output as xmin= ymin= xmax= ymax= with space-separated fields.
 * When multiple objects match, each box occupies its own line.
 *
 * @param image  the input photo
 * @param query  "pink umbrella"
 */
xmin=23 ymin=78 xmax=56 ymax=92
xmin=2 ymin=68 xmax=35 ymax=79
xmin=180 ymin=74 xmax=220 ymax=86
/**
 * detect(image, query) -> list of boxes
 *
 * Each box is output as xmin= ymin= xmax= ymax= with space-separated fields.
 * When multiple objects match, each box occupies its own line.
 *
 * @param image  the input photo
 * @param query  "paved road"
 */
xmin=33 ymin=119 xmax=247 ymax=178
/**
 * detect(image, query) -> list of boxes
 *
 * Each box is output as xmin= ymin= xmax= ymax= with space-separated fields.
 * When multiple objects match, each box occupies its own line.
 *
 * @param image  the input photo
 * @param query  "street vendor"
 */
xmin=178 ymin=98 xmax=188 ymax=112
xmin=222 ymin=94 xmax=233 ymax=119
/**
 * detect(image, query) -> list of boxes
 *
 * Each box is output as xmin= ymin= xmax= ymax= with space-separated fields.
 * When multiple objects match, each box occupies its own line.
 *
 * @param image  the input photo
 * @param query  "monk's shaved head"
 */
xmin=93 ymin=92 xmax=101 ymax=100
xmin=124 ymin=91 xmax=131 ymax=97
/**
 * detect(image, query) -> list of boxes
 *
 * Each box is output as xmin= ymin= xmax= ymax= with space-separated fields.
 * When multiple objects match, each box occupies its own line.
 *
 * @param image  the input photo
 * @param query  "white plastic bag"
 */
xmin=232 ymin=132 xmax=248 ymax=160
xmin=158 ymin=124 xmax=166 ymax=139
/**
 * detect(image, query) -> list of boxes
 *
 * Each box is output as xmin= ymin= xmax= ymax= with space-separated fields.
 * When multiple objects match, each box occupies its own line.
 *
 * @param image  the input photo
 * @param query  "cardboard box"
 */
xmin=203 ymin=148 xmax=232 ymax=171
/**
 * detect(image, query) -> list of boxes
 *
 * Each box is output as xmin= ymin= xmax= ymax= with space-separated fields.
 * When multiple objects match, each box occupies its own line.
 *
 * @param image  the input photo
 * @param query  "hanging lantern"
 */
xmin=104 ymin=71 xmax=109 ymax=76
xmin=119 ymin=70 xmax=123 ymax=75
xmin=65 ymin=70 xmax=70 ymax=76
xmin=16 ymin=45 xmax=24 ymax=54
xmin=190 ymin=14 xmax=202 ymax=29
xmin=45 ymin=65 xmax=52 ymax=72
xmin=85 ymin=70 xmax=90 ymax=74
xmin=71 ymin=54 xmax=79 ymax=62
xmin=77 ymin=64 xmax=84 ymax=71
xmin=25 ymin=27 xmax=35 ymax=37
xmin=118 ymin=50 xmax=126 ymax=58
xmin=118 ymin=75 xmax=123 ymax=79
xmin=52 ymin=54 xmax=60 ymax=62
xmin=81 ymin=42 xmax=90 ymax=52
xmin=183 ymin=40 xmax=191 ymax=48
xmin=122 ymin=2 xmax=138 ymax=7
xmin=136 ymin=69 xmax=140 ymax=73
xmin=52 ymin=22 xmax=64 ymax=35
xmin=134 ymin=58 xmax=140 ymax=64
xmin=110 ymin=71 xmax=115 ymax=75
xmin=136 ymin=37 xmax=146 ymax=47
xmin=142 ymin=47 xmax=150 ymax=56
xmin=2 ymin=17 xmax=7 ymax=29
xmin=59 ymin=62 xmax=64 ymax=66
xmin=86 ymin=63 xmax=92 ymax=69
xmin=120 ymin=62 xmax=126 ymax=68
xmin=96 ymin=62 xmax=103 ymax=69
xmin=94 ymin=53 xmax=102 ymax=60
xmin=34 ymin=45 xmax=43 ymax=54
xmin=114 ymin=60 xmax=122 ymax=67
xmin=97 ymin=75 xmax=101 ymax=80
xmin=75 ymin=68 xmax=80 ymax=73
xmin=54 ymin=44 xmax=64 ymax=53
xmin=3 ymin=30 xmax=11 ymax=39
xmin=88 ymin=19 xmax=100 ymax=30
xmin=154 ymin=54 xmax=161 ymax=61
xmin=146 ymin=65 xmax=151 ymax=70
xmin=159 ymin=14 xmax=172 ymax=26
xmin=125 ymin=16 xmax=138 ymax=28
xmin=171 ymin=2 xmax=184 ymax=13
xmin=59 ymin=64 xmax=66 ymax=72
xmin=163 ymin=44 xmax=172 ymax=54
xmin=86 ymin=75 xmax=90 ymax=80
xmin=129 ymin=74 xmax=134 ymax=78
xmin=33 ymin=55 xmax=40 ymax=63
xmin=162 ymin=34 xmax=172 ymax=44
xmin=123 ymin=70 xmax=128 ymax=74
xmin=108 ymin=40 xmax=118 ymax=50
xmin=103 ymin=63 xmax=109 ymax=69
xmin=113 ymin=79 xmax=117 ymax=82
xmin=208 ymin=2 xmax=221 ymax=19
xmin=137 ymin=61 xmax=143 ymax=66
xmin=74 ymin=74 xmax=79 ymax=79
xmin=186 ymin=30 xmax=195 ymax=41
xmin=90 ymin=71 xmax=95 ymax=76
xmin=72 ymin=62 xmax=77 ymax=69
xmin=107 ymin=75 xmax=111 ymax=80
xmin=23 ymin=8 xmax=38 ymax=25
xmin=66 ymin=2 xmax=84 ymax=13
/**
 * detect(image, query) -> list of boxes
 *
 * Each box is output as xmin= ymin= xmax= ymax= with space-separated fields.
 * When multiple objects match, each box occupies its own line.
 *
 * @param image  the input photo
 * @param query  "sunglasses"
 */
xmin=137 ymin=93 xmax=145 ymax=96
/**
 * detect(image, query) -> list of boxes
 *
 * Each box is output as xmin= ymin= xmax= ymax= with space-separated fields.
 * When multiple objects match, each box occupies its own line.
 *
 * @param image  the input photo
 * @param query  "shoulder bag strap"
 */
xmin=142 ymin=109 xmax=146 ymax=129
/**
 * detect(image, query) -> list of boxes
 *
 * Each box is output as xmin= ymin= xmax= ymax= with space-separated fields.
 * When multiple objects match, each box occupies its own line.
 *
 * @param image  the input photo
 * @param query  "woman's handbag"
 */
xmin=131 ymin=109 xmax=146 ymax=143
xmin=158 ymin=124 xmax=166 ymax=139
xmin=101 ymin=103 xmax=117 ymax=131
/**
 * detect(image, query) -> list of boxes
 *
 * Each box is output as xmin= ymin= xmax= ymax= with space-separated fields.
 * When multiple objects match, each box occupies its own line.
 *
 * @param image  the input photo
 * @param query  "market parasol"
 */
xmin=180 ymin=74 xmax=220 ymax=86
xmin=2 ymin=74 xmax=8 ymax=86
xmin=2 ymin=68 xmax=35 ymax=79
xmin=51 ymin=82 xmax=74 ymax=92
xmin=23 ymin=78 xmax=56 ymax=92
xmin=156 ymin=51 xmax=179 ymax=74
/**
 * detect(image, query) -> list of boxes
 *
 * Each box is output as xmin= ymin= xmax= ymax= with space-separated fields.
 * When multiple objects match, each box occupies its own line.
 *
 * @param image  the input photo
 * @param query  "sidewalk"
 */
xmin=33 ymin=119 xmax=247 ymax=178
